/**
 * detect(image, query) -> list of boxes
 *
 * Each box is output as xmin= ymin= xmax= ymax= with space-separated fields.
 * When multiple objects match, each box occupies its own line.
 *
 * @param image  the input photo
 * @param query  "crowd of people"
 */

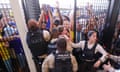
xmin=0 ymin=1 xmax=120 ymax=72
xmin=26 ymin=2 xmax=120 ymax=72
xmin=0 ymin=14 xmax=28 ymax=72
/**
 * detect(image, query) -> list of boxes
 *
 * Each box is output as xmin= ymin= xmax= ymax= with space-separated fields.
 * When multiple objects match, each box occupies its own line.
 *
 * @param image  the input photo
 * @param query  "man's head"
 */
xmin=28 ymin=19 xmax=39 ymax=31
xmin=56 ymin=38 xmax=67 ymax=52
xmin=76 ymin=24 xmax=82 ymax=32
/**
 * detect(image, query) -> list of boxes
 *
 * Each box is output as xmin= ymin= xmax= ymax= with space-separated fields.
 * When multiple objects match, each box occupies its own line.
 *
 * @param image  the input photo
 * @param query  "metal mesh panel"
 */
xmin=76 ymin=0 xmax=109 ymax=31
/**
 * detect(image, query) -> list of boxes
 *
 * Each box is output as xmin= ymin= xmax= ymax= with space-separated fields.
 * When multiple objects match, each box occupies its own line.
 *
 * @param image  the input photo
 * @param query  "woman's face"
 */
xmin=63 ymin=28 xmax=68 ymax=35
xmin=63 ymin=21 xmax=70 ymax=29
xmin=76 ymin=24 xmax=82 ymax=31
xmin=89 ymin=32 xmax=97 ymax=43
xmin=88 ymin=18 xmax=96 ymax=26
xmin=88 ymin=24 xmax=94 ymax=30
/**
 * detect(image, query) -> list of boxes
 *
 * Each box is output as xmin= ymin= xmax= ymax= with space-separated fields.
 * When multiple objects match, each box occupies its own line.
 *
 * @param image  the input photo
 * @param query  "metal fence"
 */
xmin=0 ymin=1 xmax=29 ymax=72
xmin=76 ymin=0 xmax=110 ymax=31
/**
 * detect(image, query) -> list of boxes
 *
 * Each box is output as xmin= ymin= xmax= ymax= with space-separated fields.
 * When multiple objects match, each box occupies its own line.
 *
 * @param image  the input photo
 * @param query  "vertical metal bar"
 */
xmin=21 ymin=0 xmax=29 ymax=23
xmin=105 ymin=0 xmax=112 ymax=28
xmin=74 ymin=0 xmax=77 ymax=42
xmin=9 ymin=0 xmax=36 ymax=72
xmin=102 ymin=0 xmax=120 ymax=50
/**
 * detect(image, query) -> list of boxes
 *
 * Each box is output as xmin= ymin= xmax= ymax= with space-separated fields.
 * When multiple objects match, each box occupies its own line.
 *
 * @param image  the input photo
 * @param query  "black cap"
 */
xmin=54 ymin=20 xmax=60 ymax=26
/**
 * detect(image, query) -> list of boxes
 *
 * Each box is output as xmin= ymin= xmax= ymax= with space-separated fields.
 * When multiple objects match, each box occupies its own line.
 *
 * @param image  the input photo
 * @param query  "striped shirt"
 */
xmin=0 ymin=33 xmax=10 ymax=61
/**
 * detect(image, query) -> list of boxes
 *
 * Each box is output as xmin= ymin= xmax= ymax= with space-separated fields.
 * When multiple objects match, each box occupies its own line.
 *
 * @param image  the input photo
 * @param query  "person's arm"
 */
xmin=103 ymin=62 xmax=115 ymax=72
xmin=96 ymin=44 xmax=108 ymax=62
xmin=38 ymin=10 xmax=46 ymax=29
xmin=42 ymin=54 xmax=54 ymax=72
xmin=110 ymin=55 xmax=120 ymax=63
xmin=57 ymin=8 xmax=63 ymax=25
xmin=42 ymin=59 xmax=49 ymax=72
xmin=94 ymin=44 xmax=108 ymax=68
xmin=71 ymin=54 xmax=78 ymax=72
xmin=108 ymin=68 xmax=115 ymax=72
xmin=43 ymin=30 xmax=51 ymax=42
xmin=71 ymin=41 xmax=84 ymax=48
xmin=42 ymin=56 xmax=51 ymax=72
xmin=70 ymin=13 xmax=74 ymax=31
xmin=71 ymin=42 xmax=81 ymax=48
xmin=56 ymin=1 xmax=63 ymax=25
xmin=0 ymin=35 xmax=19 ymax=42
xmin=48 ymin=7 xmax=53 ymax=32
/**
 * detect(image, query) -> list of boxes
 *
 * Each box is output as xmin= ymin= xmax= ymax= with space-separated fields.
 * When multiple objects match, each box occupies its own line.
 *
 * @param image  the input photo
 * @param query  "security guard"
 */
xmin=26 ymin=19 xmax=50 ymax=72
xmin=42 ymin=38 xmax=78 ymax=72
xmin=72 ymin=30 xmax=107 ymax=72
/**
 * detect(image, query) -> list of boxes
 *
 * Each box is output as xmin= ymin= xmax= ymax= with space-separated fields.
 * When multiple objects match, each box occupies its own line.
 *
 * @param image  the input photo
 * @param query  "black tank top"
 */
xmin=82 ymin=41 xmax=97 ymax=60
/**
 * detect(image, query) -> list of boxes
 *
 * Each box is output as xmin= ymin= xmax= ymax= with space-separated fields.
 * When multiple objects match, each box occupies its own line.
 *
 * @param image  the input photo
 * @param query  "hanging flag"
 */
xmin=46 ymin=6 xmax=54 ymax=29
xmin=46 ymin=16 xmax=50 ymax=29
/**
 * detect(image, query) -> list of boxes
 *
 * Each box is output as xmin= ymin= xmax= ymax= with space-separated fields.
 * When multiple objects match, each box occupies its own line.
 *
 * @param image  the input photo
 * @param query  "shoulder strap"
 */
xmin=83 ymin=41 xmax=97 ymax=51
xmin=84 ymin=41 xmax=88 ymax=50
xmin=92 ymin=43 xmax=98 ymax=52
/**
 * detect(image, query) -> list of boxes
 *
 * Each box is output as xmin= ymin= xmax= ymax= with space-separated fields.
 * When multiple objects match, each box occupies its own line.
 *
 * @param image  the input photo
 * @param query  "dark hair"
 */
xmin=95 ymin=17 xmax=98 ymax=21
xmin=51 ymin=28 xmax=58 ymax=38
xmin=57 ymin=25 xmax=64 ymax=35
xmin=27 ymin=19 xmax=39 ymax=31
xmin=87 ymin=30 xmax=96 ymax=38
xmin=66 ymin=28 xmax=70 ymax=33
xmin=54 ymin=20 xmax=60 ymax=26
xmin=63 ymin=15 xmax=70 ymax=21
xmin=56 ymin=38 xmax=67 ymax=52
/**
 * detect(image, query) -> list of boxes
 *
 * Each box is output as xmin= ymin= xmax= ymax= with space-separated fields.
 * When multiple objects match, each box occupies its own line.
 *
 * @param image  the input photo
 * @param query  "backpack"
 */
xmin=26 ymin=29 xmax=48 ymax=56
xmin=52 ymin=51 xmax=73 ymax=72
